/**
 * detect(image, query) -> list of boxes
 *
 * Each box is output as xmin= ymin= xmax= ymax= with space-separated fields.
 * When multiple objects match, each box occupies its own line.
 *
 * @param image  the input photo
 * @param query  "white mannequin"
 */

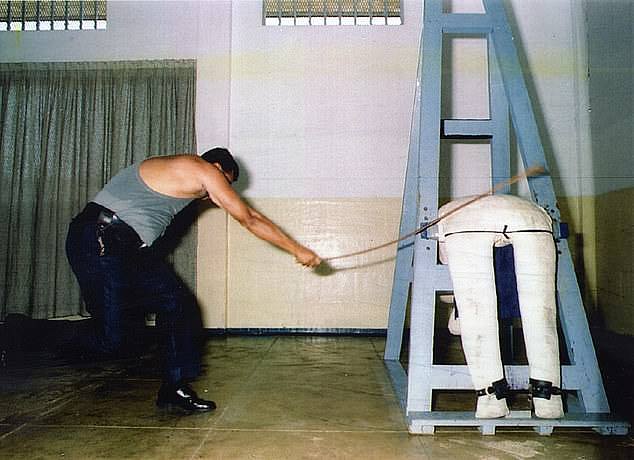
xmin=437 ymin=194 xmax=564 ymax=419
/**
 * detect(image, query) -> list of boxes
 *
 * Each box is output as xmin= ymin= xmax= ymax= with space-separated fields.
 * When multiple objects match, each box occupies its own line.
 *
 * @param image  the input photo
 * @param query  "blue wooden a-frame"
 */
xmin=384 ymin=0 xmax=630 ymax=436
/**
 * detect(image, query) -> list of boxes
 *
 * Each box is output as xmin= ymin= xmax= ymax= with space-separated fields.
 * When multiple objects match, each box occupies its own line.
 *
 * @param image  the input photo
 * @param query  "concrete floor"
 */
xmin=1 ymin=335 xmax=632 ymax=459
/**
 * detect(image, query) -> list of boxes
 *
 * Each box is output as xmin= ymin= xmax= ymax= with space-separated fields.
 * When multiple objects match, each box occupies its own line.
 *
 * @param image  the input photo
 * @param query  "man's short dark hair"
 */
xmin=201 ymin=147 xmax=240 ymax=181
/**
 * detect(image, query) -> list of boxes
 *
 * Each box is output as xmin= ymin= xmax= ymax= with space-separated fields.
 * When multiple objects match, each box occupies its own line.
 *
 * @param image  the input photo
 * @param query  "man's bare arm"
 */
xmin=198 ymin=161 xmax=321 ymax=267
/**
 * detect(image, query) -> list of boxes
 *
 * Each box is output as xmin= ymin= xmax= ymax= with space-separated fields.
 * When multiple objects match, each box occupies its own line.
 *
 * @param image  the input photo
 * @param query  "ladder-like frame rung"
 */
xmin=441 ymin=14 xmax=492 ymax=33
xmin=441 ymin=119 xmax=495 ymax=138
xmin=407 ymin=412 xmax=631 ymax=436
xmin=427 ymin=364 xmax=589 ymax=391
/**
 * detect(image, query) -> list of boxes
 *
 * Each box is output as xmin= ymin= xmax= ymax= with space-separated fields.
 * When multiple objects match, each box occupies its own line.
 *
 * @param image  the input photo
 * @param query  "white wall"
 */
xmin=212 ymin=0 xmax=422 ymax=328
xmin=225 ymin=0 xmax=599 ymax=201
xmin=228 ymin=0 xmax=420 ymax=199
xmin=1 ymin=0 xmax=610 ymax=328
xmin=1 ymin=0 xmax=599 ymax=200
xmin=1 ymin=1 xmax=201 ymax=61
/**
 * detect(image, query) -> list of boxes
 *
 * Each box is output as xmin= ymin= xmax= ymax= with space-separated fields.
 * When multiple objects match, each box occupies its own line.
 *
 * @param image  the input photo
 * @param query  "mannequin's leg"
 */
xmin=512 ymin=233 xmax=564 ymax=418
xmin=444 ymin=234 xmax=509 ymax=418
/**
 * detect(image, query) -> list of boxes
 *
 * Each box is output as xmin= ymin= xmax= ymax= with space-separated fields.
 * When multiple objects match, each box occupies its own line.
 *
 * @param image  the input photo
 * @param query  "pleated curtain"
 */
xmin=0 ymin=60 xmax=197 ymax=319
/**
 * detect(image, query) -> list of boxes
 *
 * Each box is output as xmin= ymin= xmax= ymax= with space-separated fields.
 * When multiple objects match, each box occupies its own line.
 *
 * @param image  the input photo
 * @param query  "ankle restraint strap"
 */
xmin=529 ymin=378 xmax=562 ymax=400
xmin=476 ymin=378 xmax=510 ymax=400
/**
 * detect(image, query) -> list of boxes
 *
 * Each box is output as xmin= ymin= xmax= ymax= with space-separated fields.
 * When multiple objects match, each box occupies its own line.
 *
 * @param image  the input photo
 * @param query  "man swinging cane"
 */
xmin=65 ymin=148 xmax=321 ymax=413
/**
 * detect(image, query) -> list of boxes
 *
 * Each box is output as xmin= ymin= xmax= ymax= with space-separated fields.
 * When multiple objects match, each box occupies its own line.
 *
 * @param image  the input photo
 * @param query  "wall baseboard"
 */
xmin=204 ymin=328 xmax=388 ymax=337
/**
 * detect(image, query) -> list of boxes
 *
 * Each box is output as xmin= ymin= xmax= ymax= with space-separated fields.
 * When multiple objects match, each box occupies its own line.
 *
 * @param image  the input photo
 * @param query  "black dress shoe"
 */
xmin=156 ymin=382 xmax=216 ymax=413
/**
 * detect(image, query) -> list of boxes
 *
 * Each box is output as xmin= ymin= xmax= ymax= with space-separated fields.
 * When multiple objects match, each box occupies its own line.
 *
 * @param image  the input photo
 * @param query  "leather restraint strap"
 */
xmin=529 ymin=378 xmax=562 ymax=400
xmin=476 ymin=378 xmax=511 ymax=400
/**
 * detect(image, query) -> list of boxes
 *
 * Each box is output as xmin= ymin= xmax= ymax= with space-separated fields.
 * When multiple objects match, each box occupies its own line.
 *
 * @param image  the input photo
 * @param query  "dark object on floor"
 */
xmin=1 ymin=314 xmax=78 ymax=367
xmin=0 ymin=314 xmax=154 ymax=368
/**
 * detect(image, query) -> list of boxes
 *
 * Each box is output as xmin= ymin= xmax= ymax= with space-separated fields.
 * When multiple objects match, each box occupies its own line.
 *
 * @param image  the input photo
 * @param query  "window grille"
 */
xmin=0 ymin=1 xmax=107 ymax=31
xmin=264 ymin=0 xmax=402 ymax=26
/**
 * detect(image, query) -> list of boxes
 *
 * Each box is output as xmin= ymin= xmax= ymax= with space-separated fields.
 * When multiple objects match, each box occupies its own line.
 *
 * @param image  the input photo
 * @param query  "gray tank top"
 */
xmin=93 ymin=161 xmax=193 ymax=246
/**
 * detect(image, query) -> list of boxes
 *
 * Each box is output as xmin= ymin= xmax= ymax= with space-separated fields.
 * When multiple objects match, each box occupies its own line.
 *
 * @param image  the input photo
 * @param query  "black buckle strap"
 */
xmin=476 ymin=378 xmax=510 ymax=400
xmin=529 ymin=378 xmax=562 ymax=400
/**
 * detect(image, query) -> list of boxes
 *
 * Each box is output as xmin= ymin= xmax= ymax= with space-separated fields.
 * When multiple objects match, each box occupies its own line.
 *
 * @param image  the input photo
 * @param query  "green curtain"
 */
xmin=0 ymin=60 xmax=197 ymax=320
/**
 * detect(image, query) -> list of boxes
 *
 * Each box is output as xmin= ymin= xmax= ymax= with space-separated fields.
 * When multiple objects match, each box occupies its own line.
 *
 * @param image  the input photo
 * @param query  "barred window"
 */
xmin=0 ymin=1 xmax=107 ymax=31
xmin=264 ymin=0 xmax=402 ymax=26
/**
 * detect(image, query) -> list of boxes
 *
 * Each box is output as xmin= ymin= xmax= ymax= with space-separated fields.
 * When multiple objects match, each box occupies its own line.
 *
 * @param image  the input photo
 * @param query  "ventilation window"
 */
xmin=264 ymin=0 xmax=402 ymax=26
xmin=0 ymin=1 xmax=107 ymax=31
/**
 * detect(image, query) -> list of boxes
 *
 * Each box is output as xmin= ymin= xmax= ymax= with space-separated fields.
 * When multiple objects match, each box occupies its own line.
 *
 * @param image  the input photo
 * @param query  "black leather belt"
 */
xmin=76 ymin=202 xmax=125 ymax=227
xmin=77 ymin=202 xmax=146 ymax=253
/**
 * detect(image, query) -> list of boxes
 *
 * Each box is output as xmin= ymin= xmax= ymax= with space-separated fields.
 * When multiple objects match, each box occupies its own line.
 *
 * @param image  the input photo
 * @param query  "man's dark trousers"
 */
xmin=65 ymin=203 xmax=201 ymax=384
